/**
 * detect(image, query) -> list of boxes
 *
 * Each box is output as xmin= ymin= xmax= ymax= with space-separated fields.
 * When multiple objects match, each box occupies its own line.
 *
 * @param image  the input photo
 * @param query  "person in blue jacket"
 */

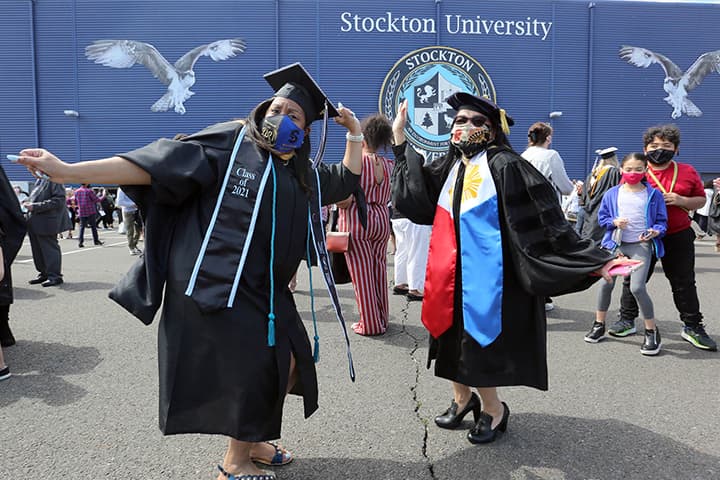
xmin=585 ymin=152 xmax=668 ymax=355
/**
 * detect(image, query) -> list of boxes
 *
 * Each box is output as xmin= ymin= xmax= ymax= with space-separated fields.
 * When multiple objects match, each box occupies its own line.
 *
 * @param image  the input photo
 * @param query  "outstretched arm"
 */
xmin=16 ymin=149 xmax=151 ymax=186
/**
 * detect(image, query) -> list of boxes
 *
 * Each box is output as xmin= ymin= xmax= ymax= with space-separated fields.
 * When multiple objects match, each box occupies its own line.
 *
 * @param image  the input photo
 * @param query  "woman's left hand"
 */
xmin=639 ymin=229 xmax=659 ymax=241
xmin=594 ymin=257 xmax=626 ymax=283
xmin=334 ymin=104 xmax=361 ymax=135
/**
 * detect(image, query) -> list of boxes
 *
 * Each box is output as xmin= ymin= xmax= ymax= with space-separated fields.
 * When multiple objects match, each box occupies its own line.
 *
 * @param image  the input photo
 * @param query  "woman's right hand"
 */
xmin=392 ymin=99 xmax=408 ymax=145
xmin=16 ymin=148 xmax=69 ymax=183
xmin=613 ymin=217 xmax=628 ymax=229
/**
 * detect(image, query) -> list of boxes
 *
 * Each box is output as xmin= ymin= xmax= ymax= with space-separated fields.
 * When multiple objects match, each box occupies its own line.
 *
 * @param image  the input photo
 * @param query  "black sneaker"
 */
xmin=641 ymin=327 xmax=662 ymax=356
xmin=0 ymin=366 xmax=10 ymax=381
xmin=608 ymin=318 xmax=637 ymax=337
xmin=681 ymin=324 xmax=718 ymax=351
xmin=584 ymin=322 xmax=606 ymax=343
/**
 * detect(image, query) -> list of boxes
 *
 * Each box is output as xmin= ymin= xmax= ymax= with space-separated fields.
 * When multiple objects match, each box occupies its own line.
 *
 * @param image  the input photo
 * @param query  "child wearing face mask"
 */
xmin=585 ymin=153 xmax=668 ymax=355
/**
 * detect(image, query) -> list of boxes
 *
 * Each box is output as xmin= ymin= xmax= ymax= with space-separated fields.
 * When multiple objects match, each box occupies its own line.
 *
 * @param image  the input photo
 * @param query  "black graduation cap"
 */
xmin=264 ymin=63 xmax=339 ymax=123
xmin=446 ymin=92 xmax=514 ymax=134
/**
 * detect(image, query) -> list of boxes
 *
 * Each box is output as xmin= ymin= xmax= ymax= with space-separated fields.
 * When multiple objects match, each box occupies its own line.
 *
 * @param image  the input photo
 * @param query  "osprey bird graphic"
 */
xmin=85 ymin=39 xmax=246 ymax=114
xmin=619 ymin=45 xmax=720 ymax=119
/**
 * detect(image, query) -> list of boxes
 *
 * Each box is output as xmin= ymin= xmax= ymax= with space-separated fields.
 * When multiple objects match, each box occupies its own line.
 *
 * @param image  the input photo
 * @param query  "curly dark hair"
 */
xmin=361 ymin=114 xmax=393 ymax=152
xmin=642 ymin=124 xmax=680 ymax=149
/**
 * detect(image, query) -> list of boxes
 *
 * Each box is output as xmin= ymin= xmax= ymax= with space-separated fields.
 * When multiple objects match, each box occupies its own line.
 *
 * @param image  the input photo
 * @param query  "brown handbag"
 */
xmin=326 ymin=231 xmax=350 ymax=253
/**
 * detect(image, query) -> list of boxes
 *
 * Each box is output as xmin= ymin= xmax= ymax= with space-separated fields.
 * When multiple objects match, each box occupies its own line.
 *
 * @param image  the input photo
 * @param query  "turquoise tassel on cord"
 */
xmin=267 ymin=313 xmax=276 ymax=347
xmin=307 ymin=209 xmax=320 ymax=363
xmin=267 ymin=159 xmax=278 ymax=347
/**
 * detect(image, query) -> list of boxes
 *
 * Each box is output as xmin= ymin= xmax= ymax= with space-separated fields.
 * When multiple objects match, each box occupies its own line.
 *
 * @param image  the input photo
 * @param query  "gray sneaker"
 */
xmin=681 ymin=324 xmax=718 ymax=351
xmin=608 ymin=318 xmax=637 ymax=337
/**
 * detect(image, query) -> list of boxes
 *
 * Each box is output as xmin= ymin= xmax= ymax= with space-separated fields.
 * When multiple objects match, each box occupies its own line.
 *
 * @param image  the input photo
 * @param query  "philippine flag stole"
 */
xmin=421 ymin=153 xmax=503 ymax=347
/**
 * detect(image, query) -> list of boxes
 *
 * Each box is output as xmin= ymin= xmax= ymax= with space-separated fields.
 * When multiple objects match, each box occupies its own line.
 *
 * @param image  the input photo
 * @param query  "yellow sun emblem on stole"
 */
xmin=448 ymin=164 xmax=484 ymax=204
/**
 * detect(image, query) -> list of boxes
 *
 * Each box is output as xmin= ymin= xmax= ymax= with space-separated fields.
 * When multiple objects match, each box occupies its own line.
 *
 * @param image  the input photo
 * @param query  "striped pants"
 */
xmin=341 ymin=206 xmax=391 ymax=335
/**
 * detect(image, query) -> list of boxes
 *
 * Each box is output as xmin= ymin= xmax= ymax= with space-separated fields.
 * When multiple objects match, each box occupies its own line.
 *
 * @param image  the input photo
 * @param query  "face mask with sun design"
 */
xmin=450 ymin=124 xmax=492 ymax=158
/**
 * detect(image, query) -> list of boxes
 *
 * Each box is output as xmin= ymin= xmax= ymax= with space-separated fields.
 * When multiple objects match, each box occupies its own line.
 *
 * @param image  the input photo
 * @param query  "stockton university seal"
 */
xmin=379 ymin=46 xmax=496 ymax=160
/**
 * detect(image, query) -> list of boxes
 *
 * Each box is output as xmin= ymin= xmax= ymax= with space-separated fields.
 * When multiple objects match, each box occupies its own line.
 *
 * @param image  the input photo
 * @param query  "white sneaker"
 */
xmin=545 ymin=303 xmax=555 ymax=312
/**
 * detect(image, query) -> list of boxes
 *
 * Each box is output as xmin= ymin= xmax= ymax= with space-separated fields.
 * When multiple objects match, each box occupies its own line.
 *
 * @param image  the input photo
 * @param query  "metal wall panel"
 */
xmin=590 ymin=1 xmax=720 ymax=174
xmin=0 ymin=1 xmax=37 ymax=181
xmin=1 ymin=0 xmax=719 ymax=182
xmin=74 ymin=0 xmax=277 ymax=159
xmin=34 ymin=0 xmax=80 ymax=170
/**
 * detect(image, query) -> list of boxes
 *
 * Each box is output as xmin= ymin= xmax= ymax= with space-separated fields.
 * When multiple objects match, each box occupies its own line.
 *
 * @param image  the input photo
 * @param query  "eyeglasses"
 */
xmin=453 ymin=115 xmax=489 ymax=128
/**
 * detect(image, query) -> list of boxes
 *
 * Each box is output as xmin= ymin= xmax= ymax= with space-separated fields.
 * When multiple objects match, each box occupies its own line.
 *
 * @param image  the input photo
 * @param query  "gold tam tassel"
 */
xmin=499 ymin=109 xmax=510 ymax=135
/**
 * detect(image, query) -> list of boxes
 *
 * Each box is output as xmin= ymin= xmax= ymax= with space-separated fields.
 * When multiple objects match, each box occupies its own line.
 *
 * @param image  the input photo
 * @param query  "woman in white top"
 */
xmin=521 ymin=122 xmax=574 ymax=203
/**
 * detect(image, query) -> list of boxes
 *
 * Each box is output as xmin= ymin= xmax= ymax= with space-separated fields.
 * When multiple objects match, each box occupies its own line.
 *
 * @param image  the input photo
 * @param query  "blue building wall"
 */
xmin=1 ymin=0 xmax=719 ymax=182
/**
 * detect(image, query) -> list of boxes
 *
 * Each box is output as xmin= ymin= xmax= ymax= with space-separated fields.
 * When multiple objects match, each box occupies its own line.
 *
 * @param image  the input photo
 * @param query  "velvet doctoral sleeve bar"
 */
xmin=488 ymin=148 xmax=614 ymax=297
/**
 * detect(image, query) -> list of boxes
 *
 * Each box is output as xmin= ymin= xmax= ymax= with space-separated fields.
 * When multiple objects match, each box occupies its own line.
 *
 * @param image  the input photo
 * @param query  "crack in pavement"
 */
xmin=399 ymin=299 xmax=437 ymax=480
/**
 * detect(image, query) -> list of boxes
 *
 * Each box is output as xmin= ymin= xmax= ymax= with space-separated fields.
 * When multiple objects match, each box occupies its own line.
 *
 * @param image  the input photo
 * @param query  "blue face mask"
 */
xmin=261 ymin=115 xmax=305 ymax=153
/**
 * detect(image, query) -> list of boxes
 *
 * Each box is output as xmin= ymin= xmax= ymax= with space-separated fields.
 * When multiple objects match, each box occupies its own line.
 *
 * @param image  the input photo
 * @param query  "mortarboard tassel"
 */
xmin=267 ymin=160 xmax=278 ymax=347
xmin=499 ymin=108 xmax=511 ymax=135
xmin=306 ymin=216 xmax=321 ymax=363
xmin=267 ymin=313 xmax=276 ymax=347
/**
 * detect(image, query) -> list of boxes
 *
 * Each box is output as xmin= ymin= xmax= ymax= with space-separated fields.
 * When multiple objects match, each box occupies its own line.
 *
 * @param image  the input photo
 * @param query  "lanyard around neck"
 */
xmin=647 ymin=161 xmax=678 ymax=194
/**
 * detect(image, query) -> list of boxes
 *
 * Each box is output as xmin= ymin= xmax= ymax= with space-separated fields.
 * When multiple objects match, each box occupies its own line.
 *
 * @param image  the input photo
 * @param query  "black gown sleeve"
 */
xmin=491 ymin=149 xmax=614 ymax=297
xmin=582 ymin=167 xmax=620 ymax=215
xmin=116 ymin=121 xmax=242 ymax=210
xmin=391 ymin=142 xmax=447 ymax=225
xmin=109 ymin=122 xmax=241 ymax=325
xmin=316 ymin=162 xmax=361 ymax=205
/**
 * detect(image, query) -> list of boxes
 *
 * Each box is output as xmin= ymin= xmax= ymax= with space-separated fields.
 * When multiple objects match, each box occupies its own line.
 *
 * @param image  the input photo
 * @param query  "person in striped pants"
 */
xmin=338 ymin=114 xmax=394 ymax=335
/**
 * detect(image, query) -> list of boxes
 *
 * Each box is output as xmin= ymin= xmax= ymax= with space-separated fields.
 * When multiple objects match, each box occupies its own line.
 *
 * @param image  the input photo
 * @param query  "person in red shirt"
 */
xmin=611 ymin=125 xmax=716 ymax=351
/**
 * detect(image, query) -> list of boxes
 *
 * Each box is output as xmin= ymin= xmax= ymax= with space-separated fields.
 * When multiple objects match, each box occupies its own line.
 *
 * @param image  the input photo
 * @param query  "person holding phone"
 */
xmin=614 ymin=125 xmax=716 ymax=351
xmin=585 ymin=153 xmax=668 ymax=355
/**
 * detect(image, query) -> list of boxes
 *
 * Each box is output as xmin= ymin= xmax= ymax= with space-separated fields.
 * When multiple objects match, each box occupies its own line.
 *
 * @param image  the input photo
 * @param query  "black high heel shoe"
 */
xmin=434 ymin=392 xmax=481 ymax=429
xmin=467 ymin=401 xmax=509 ymax=444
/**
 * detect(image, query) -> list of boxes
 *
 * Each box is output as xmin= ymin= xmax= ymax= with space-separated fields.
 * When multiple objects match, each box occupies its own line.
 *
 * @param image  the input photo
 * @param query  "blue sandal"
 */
xmin=218 ymin=465 xmax=276 ymax=480
xmin=251 ymin=442 xmax=293 ymax=466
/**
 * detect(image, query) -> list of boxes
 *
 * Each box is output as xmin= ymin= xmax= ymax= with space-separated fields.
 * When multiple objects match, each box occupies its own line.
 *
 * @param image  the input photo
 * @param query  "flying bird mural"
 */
xmin=85 ymin=38 xmax=246 ymax=114
xmin=619 ymin=45 xmax=720 ymax=119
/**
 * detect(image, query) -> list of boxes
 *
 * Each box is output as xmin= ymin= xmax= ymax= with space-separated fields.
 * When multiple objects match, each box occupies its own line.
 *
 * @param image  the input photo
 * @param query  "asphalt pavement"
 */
xmin=1 ymin=228 xmax=718 ymax=479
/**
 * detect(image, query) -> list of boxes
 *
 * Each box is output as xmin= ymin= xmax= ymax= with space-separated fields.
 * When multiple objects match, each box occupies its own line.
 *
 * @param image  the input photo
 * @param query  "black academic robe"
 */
xmin=0 ymin=166 xmax=27 ymax=305
xmin=392 ymin=143 xmax=612 ymax=389
xmin=109 ymin=121 xmax=359 ymax=441
xmin=580 ymin=166 xmax=621 ymax=242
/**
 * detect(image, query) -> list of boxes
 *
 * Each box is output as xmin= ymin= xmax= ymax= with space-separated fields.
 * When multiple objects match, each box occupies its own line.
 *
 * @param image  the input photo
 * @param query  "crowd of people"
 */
xmin=3 ymin=63 xmax=719 ymax=479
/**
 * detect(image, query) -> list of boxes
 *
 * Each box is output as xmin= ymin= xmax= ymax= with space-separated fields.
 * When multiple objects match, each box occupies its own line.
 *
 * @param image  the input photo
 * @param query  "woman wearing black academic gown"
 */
xmin=0 ymin=164 xmax=27 ymax=357
xmin=392 ymin=93 xmax=618 ymax=444
xmin=16 ymin=65 xmax=363 ymax=480
xmin=580 ymin=150 xmax=621 ymax=242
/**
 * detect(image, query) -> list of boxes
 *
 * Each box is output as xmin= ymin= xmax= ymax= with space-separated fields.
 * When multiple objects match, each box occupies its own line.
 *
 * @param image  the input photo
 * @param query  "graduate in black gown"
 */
xmin=392 ymin=93 xmax=620 ymax=444
xmin=580 ymin=147 xmax=621 ymax=242
xmin=0 ymin=164 xmax=27 ymax=375
xmin=16 ymin=64 xmax=364 ymax=480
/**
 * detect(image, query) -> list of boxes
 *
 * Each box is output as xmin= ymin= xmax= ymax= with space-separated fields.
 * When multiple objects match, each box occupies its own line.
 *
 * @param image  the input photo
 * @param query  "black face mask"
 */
xmin=646 ymin=148 xmax=675 ymax=165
